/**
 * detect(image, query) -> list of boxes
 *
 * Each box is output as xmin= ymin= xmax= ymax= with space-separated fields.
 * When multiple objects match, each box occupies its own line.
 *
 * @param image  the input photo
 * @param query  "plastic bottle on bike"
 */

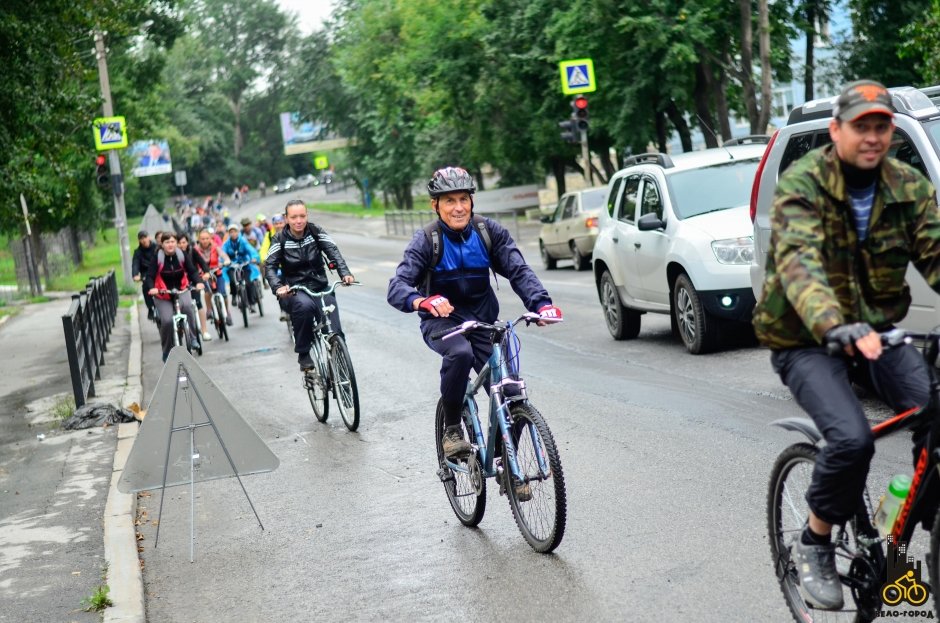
xmin=873 ymin=474 xmax=912 ymax=538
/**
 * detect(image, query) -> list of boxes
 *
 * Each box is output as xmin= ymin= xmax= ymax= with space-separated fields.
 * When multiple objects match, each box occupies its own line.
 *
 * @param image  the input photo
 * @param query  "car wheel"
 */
xmin=540 ymin=240 xmax=557 ymax=270
xmin=600 ymin=270 xmax=640 ymax=340
xmin=672 ymin=273 xmax=720 ymax=354
xmin=570 ymin=244 xmax=590 ymax=272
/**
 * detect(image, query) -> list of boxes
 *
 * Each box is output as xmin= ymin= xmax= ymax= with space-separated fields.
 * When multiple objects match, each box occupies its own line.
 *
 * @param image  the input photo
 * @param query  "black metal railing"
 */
xmin=61 ymin=270 xmax=119 ymax=407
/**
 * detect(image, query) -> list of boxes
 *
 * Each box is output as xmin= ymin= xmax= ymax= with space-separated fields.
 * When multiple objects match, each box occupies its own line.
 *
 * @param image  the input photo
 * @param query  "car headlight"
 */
xmin=711 ymin=237 xmax=754 ymax=265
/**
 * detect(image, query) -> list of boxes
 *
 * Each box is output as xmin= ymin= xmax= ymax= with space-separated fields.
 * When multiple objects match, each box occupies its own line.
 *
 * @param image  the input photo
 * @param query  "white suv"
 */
xmin=750 ymin=86 xmax=940 ymax=332
xmin=592 ymin=140 xmax=767 ymax=354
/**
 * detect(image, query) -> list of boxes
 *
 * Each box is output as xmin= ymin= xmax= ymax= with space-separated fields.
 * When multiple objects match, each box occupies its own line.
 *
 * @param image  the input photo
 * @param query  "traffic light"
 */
xmin=558 ymin=119 xmax=579 ymax=144
xmin=95 ymin=154 xmax=109 ymax=188
xmin=572 ymin=95 xmax=589 ymax=131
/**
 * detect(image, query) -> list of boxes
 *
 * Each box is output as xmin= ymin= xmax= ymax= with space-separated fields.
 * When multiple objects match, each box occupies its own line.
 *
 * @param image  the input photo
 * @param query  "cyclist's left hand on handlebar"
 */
xmin=276 ymin=286 xmax=291 ymax=298
xmin=195 ymin=283 xmax=205 ymax=290
xmin=825 ymin=322 xmax=881 ymax=359
xmin=342 ymin=275 xmax=355 ymax=285
xmin=537 ymin=304 xmax=563 ymax=326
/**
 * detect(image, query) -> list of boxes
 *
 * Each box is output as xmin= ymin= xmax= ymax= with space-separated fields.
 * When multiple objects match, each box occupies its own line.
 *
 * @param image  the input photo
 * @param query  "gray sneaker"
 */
xmin=792 ymin=538 xmax=844 ymax=610
xmin=441 ymin=426 xmax=471 ymax=458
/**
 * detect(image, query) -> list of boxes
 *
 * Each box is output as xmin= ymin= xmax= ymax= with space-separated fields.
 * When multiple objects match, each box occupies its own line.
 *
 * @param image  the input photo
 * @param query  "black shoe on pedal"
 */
xmin=441 ymin=425 xmax=471 ymax=458
xmin=298 ymin=352 xmax=314 ymax=370
xmin=793 ymin=537 xmax=844 ymax=610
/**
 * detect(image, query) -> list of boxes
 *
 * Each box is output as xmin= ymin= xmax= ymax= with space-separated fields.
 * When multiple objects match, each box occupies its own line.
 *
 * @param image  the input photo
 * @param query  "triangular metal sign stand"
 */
xmin=118 ymin=346 xmax=279 ymax=561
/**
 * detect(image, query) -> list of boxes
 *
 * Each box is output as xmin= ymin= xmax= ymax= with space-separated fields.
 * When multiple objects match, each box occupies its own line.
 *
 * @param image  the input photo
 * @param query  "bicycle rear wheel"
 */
xmin=434 ymin=399 xmax=485 ymax=527
xmin=504 ymin=402 xmax=566 ymax=553
xmin=305 ymin=340 xmax=329 ymax=422
xmin=767 ymin=443 xmax=883 ymax=623
xmin=328 ymin=335 xmax=359 ymax=431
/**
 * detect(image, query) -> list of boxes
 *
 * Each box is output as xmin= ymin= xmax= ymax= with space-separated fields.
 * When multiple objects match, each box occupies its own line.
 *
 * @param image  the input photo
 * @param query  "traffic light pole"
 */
xmin=94 ymin=30 xmax=133 ymax=290
xmin=580 ymin=130 xmax=593 ymax=186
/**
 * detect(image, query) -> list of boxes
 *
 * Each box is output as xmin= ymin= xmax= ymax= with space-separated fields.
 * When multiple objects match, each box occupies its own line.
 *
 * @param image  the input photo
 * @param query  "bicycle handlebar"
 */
xmin=286 ymin=280 xmax=361 ymax=298
xmin=430 ymin=312 xmax=562 ymax=341
xmin=824 ymin=327 xmax=924 ymax=357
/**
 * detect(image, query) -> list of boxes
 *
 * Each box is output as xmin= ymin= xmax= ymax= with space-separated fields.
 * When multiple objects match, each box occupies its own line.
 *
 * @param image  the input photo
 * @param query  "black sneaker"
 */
xmin=298 ymin=352 xmax=314 ymax=370
xmin=225 ymin=315 xmax=233 ymax=326
xmin=441 ymin=425 xmax=471 ymax=458
xmin=792 ymin=537 xmax=844 ymax=610
xmin=147 ymin=308 xmax=155 ymax=321
xmin=279 ymin=311 xmax=289 ymax=322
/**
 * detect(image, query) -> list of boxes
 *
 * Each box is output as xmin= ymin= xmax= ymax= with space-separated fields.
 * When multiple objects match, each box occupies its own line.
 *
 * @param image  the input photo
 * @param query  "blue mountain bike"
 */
xmin=431 ymin=312 xmax=567 ymax=553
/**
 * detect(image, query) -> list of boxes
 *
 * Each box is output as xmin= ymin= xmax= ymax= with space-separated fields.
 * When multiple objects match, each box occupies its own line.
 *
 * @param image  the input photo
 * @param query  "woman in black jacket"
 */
xmin=145 ymin=232 xmax=205 ymax=362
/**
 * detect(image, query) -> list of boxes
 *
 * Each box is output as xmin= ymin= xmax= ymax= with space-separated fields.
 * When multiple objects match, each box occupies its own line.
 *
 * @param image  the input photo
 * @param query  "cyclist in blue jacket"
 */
xmin=222 ymin=224 xmax=261 ymax=311
xmin=387 ymin=166 xmax=562 ymax=458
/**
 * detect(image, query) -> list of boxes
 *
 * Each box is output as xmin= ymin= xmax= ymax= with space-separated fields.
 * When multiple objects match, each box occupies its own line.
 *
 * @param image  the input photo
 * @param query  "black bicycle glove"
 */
xmin=824 ymin=322 xmax=875 ymax=348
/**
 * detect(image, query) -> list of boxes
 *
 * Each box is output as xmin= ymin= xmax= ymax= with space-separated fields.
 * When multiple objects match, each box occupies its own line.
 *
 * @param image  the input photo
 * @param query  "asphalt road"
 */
xmin=136 ymin=205 xmax=927 ymax=622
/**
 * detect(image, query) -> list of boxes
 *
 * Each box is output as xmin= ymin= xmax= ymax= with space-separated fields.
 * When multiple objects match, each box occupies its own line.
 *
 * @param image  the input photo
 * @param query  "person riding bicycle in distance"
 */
xmin=265 ymin=199 xmax=355 ymax=370
xmin=223 ymin=223 xmax=261 ymax=311
xmin=753 ymin=80 xmax=940 ymax=611
xmin=386 ymin=166 xmax=562 ymax=460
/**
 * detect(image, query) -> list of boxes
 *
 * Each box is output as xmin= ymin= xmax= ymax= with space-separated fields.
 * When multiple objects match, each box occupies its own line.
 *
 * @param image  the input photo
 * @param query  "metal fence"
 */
xmin=384 ymin=210 xmax=523 ymax=241
xmin=61 ymin=270 xmax=119 ymax=407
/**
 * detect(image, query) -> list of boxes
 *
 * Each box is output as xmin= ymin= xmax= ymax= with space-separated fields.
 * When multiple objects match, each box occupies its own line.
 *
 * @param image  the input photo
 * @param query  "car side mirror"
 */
xmin=540 ymin=215 xmax=553 ymax=224
xmin=637 ymin=212 xmax=665 ymax=231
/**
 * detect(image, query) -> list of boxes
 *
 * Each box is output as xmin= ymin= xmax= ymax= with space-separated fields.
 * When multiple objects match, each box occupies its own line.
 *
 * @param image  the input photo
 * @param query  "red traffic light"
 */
xmin=573 ymin=96 xmax=589 ymax=110
xmin=96 ymin=154 xmax=107 ymax=166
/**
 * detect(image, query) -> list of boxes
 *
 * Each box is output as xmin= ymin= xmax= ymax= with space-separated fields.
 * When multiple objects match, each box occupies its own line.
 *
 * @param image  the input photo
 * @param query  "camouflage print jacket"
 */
xmin=753 ymin=144 xmax=940 ymax=350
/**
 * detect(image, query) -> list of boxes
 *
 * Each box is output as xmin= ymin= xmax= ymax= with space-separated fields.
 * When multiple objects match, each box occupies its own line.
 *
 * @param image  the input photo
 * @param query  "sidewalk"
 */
xmin=0 ymin=295 xmax=143 ymax=623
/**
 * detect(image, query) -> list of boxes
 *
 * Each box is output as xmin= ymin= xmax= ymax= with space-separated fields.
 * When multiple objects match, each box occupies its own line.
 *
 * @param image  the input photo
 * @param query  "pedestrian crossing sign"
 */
xmin=314 ymin=155 xmax=329 ymax=170
xmin=93 ymin=116 xmax=128 ymax=150
xmin=559 ymin=58 xmax=596 ymax=95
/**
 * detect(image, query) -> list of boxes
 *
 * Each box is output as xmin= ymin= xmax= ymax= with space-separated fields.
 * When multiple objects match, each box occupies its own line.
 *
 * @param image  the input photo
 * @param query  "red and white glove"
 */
xmin=538 ymin=304 xmax=563 ymax=321
xmin=419 ymin=294 xmax=450 ymax=314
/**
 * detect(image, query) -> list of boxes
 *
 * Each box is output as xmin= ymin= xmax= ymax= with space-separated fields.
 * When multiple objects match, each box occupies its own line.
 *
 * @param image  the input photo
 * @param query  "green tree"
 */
xmin=899 ymin=0 xmax=940 ymax=84
xmin=842 ymin=0 xmax=925 ymax=86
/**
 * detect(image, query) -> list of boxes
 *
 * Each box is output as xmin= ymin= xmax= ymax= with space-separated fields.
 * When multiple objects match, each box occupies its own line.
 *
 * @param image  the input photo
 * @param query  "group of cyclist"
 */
xmin=129 ymin=77 xmax=940 ymax=607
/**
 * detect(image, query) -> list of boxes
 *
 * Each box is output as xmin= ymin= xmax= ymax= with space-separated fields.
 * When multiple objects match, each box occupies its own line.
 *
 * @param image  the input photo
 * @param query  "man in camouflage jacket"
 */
xmin=753 ymin=80 xmax=940 ymax=611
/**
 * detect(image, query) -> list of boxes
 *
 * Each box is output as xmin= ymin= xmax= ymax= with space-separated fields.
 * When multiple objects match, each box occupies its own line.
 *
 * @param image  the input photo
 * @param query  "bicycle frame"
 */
xmin=289 ymin=281 xmax=359 ymax=376
xmin=773 ymin=330 xmax=940 ymax=546
xmin=443 ymin=316 xmax=553 ymax=490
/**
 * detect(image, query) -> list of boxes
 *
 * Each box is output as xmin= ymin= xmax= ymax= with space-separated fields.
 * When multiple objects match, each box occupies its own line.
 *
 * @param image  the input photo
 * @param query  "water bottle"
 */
xmin=873 ymin=474 xmax=912 ymax=538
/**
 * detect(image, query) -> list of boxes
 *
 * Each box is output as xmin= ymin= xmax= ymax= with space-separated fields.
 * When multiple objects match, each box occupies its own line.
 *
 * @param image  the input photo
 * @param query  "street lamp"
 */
xmin=93 ymin=29 xmax=133 ymax=290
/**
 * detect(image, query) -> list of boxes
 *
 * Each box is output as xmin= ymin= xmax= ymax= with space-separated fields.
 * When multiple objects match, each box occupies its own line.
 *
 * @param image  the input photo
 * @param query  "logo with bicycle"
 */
xmin=879 ymin=536 xmax=932 ymax=617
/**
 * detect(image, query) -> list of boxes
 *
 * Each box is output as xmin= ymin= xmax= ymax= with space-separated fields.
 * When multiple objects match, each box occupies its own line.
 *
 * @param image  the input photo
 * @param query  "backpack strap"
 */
xmin=421 ymin=215 xmax=493 ymax=295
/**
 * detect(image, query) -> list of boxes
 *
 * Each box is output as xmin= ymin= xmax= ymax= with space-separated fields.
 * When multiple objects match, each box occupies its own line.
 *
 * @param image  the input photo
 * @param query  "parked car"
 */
xmin=274 ymin=177 xmax=296 ymax=194
xmin=539 ymin=186 xmax=607 ymax=271
xmin=750 ymin=86 xmax=940 ymax=332
xmin=592 ymin=138 xmax=768 ymax=354
xmin=294 ymin=174 xmax=317 ymax=189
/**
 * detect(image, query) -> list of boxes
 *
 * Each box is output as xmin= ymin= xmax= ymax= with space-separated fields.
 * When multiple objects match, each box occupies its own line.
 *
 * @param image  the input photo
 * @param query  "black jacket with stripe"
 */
xmin=263 ymin=223 xmax=351 ymax=291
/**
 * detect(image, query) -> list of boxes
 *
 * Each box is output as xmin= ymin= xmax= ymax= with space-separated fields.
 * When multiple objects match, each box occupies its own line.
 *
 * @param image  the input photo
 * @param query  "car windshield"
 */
xmin=923 ymin=119 xmax=940 ymax=160
xmin=665 ymin=159 xmax=759 ymax=219
xmin=581 ymin=188 xmax=606 ymax=211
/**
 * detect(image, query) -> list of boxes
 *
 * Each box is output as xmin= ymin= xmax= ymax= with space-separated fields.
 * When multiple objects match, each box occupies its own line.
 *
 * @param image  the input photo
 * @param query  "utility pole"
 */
xmin=580 ymin=130 xmax=593 ymax=186
xmin=93 ymin=30 xmax=133 ymax=290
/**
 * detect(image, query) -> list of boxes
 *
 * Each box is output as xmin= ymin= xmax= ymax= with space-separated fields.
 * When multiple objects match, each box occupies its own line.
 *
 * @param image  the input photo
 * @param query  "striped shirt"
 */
xmin=847 ymin=183 xmax=876 ymax=242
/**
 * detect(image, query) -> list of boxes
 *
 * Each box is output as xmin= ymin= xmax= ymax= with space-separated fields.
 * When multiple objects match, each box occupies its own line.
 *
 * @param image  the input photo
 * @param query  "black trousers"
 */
xmin=421 ymin=317 xmax=492 ymax=412
xmin=141 ymin=285 xmax=155 ymax=314
xmin=288 ymin=291 xmax=342 ymax=354
xmin=771 ymin=344 xmax=930 ymax=524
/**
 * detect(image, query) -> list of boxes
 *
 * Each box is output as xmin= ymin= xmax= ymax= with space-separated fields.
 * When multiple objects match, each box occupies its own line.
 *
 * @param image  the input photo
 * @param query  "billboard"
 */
xmin=130 ymin=139 xmax=172 ymax=177
xmin=280 ymin=112 xmax=324 ymax=156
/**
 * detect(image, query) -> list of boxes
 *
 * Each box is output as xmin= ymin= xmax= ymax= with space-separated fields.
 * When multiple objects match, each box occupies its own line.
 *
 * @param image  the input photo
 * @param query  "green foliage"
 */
xmin=899 ymin=0 xmax=940 ymax=84
xmin=81 ymin=585 xmax=113 ymax=612
xmin=51 ymin=395 xmax=76 ymax=421
xmin=842 ymin=0 xmax=926 ymax=86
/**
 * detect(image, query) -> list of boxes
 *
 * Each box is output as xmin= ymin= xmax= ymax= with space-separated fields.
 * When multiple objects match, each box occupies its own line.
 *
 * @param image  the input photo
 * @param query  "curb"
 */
xmin=103 ymin=302 xmax=145 ymax=623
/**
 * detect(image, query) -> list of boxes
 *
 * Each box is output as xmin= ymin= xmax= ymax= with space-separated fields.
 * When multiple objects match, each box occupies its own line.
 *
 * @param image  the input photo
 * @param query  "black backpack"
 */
xmin=422 ymin=215 xmax=492 ymax=294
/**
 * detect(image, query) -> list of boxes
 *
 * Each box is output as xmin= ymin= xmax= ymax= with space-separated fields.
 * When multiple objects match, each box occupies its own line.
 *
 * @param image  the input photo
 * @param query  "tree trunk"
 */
xmin=597 ymin=146 xmax=616 ymax=180
xmin=804 ymin=1 xmax=816 ymax=101
xmin=716 ymin=68 xmax=733 ymax=140
xmin=232 ymin=97 xmax=243 ymax=160
xmin=473 ymin=167 xmax=485 ymax=192
xmin=655 ymin=111 xmax=668 ymax=153
xmin=69 ymin=226 xmax=83 ymax=265
xmin=551 ymin=156 xmax=566 ymax=197
xmin=757 ymin=0 xmax=773 ymax=134
xmin=694 ymin=58 xmax=719 ymax=147
xmin=665 ymin=100 xmax=693 ymax=152
xmin=737 ymin=0 xmax=760 ymax=133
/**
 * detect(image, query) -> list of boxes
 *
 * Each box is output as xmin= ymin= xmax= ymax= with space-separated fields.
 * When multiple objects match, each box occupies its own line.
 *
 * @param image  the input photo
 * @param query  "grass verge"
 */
xmin=307 ymin=200 xmax=388 ymax=218
xmin=51 ymin=395 xmax=76 ymax=422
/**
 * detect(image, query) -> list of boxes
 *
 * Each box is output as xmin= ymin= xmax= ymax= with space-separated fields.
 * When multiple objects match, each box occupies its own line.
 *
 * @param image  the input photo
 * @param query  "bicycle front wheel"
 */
xmin=254 ymin=281 xmax=264 ymax=317
xmin=504 ymin=402 xmax=566 ymax=553
xmin=329 ymin=335 xmax=359 ymax=431
xmin=213 ymin=296 xmax=228 ymax=341
xmin=305 ymin=340 xmax=329 ymax=422
xmin=434 ymin=399 xmax=485 ymax=527
xmin=767 ymin=443 xmax=882 ymax=623
xmin=238 ymin=285 xmax=249 ymax=327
